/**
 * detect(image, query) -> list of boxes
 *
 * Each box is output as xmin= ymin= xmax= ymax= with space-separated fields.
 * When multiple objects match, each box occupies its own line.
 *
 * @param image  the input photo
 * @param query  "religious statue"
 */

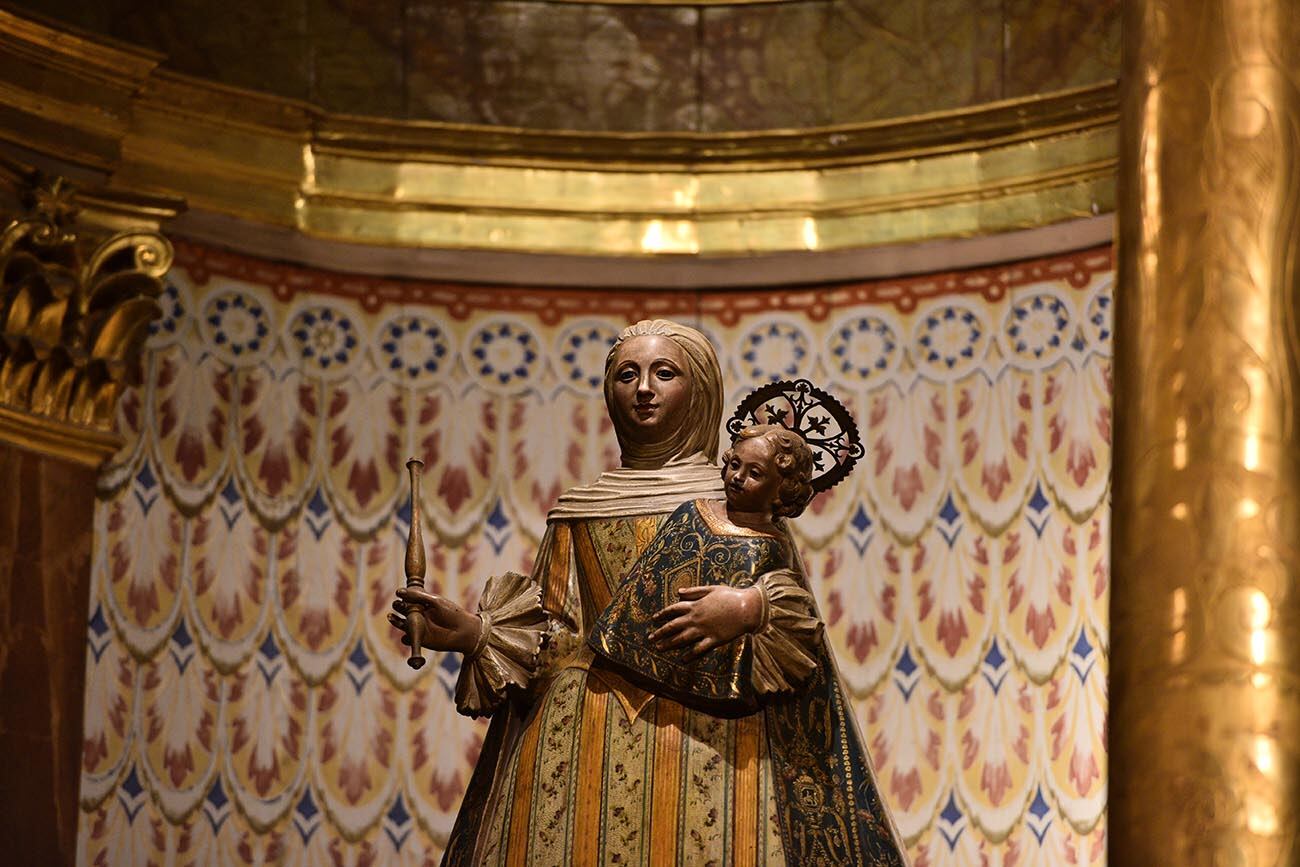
xmin=389 ymin=319 xmax=907 ymax=865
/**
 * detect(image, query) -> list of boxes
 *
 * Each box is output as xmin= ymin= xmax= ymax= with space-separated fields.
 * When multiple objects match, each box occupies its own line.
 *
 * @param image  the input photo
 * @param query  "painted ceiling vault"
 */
xmin=20 ymin=0 xmax=1117 ymax=130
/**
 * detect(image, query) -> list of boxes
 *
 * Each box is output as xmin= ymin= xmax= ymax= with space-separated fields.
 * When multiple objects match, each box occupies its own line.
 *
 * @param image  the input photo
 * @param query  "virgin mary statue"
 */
xmin=390 ymin=319 xmax=906 ymax=866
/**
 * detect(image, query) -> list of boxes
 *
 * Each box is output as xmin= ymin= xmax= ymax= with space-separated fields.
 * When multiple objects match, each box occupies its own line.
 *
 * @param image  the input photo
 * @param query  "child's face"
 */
xmin=724 ymin=436 xmax=783 ymax=514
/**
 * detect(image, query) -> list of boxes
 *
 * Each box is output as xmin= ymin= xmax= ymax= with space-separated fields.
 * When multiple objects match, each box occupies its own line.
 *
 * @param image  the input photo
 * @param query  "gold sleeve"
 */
xmin=749 ymin=568 xmax=824 ymax=695
xmin=453 ymin=570 xmax=547 ymax=717
xmin=454 ymin=522 xmax=579 ymax=717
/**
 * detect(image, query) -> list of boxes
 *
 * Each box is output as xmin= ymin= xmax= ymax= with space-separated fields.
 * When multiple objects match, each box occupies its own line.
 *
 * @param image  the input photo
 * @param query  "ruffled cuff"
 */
xmin=454 ymin=571 xmax=547 ymax=717
xmin=750 ymin=569 xmax=823 ymax=695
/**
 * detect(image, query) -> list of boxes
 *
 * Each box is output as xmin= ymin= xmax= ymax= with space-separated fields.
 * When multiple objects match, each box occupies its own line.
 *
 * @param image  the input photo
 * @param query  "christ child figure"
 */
xmin=589 ymin=423 xmax=822 ymax=713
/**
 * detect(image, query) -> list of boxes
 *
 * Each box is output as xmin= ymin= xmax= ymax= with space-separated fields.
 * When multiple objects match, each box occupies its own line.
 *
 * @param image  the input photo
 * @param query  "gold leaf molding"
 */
xmin=0 ymin=9 xmax=1116 ymax=260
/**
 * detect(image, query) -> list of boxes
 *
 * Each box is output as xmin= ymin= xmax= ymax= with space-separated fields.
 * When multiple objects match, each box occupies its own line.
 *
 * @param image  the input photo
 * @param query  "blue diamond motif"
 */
xmin=220 ymin=478 xmax=241 ymax=506
xmin=895 ymin=646 xmax=918 ymax=677
xmin=940 ymin=793 xmax=962 ymax=825
xmin=1028 ymin=787 xmax=1051 ymax=821
xmin=207 ymin=777 xmax=228 ymax=810
xmin=388 ymin=794 xmax=411 ymax=826
xmin=938 ymin=494 xmax=960 ymax=525
xmin=121 ymin=767 xmax=144 ymax=798
xmin=850 ymin=504 xmax=872 ymax=534
xmin=296 ymin=788 xmax=319 ymax=821
xmin=348 ymin=641 xmax=369 ymax=669
xmin=306 ymin=489 xmax=330 ymax=520
xmin=88 ymin=605 xmax=109 ymax=638
xmin=984 ymin=639 xmax=1005 ymax=670
xmin=1072 ymin=629 xmax=1093 ymax=660
xmin=486 ymin=500 xmax=509 ymax=531
xmin=396 ymin=496 xmax=412 ymax=529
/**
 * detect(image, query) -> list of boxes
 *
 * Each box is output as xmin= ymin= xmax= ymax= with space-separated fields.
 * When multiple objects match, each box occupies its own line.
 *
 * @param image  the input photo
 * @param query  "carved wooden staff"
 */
xmin=403 ymin=458 xmax=427 ymax=669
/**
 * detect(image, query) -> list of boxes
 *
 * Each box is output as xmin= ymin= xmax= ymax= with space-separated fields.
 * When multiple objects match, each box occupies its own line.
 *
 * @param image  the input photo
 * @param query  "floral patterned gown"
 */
xmin=439 ymin=502 xmax=906 ymax=866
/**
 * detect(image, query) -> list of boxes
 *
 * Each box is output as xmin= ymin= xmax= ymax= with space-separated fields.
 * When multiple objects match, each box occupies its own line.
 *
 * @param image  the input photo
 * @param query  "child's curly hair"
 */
xmin=721 ymin=424 xmax=816 ymax=518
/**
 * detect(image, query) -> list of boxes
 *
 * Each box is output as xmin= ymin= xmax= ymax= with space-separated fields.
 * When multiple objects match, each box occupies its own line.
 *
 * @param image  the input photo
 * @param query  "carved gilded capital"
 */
xmin=0 ymin=164 xmax=180 ymax=467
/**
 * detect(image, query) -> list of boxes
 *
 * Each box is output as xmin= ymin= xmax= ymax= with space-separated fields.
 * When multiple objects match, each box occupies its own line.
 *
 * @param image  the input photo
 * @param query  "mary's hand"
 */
xmin=650 ymin=585 xmax=764 ymax=660
xmin=388 ymin=588 xmax=482 ymax=655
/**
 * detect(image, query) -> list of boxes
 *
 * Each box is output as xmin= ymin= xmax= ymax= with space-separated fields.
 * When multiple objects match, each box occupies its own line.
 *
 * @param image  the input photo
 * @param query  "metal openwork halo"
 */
xmin=726 ymin=379 xmax=865 ymax=494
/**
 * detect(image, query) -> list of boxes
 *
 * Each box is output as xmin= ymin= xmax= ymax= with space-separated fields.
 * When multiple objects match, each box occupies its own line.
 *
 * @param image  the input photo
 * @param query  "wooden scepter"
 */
xmin=404 ymin=458 xmax=427 ymax=669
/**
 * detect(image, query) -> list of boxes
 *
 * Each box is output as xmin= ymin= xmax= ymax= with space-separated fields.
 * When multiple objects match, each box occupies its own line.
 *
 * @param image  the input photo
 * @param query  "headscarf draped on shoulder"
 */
xmin=549 ymin=319 xmax=726 ymax=519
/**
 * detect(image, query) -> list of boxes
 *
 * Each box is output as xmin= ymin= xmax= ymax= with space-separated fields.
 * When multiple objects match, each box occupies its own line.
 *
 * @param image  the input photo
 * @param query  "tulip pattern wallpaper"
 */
xmin=78 ymin=240 xmax=1111 ymax=865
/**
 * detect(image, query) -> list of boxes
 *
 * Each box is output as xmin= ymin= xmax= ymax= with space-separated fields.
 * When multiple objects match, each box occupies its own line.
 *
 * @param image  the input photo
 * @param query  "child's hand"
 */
xmin=650 ymin=585 xmax=764 ymax=660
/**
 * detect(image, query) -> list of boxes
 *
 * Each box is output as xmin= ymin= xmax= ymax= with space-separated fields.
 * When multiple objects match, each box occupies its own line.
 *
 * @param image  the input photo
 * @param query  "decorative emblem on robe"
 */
xmin=588 ymin=499 xmax=786 ymax=715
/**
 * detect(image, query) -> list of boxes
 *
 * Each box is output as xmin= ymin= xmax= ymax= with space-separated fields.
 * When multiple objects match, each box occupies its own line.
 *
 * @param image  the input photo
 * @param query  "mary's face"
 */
xmin=608 ymin=335 xmax=692 ymax=446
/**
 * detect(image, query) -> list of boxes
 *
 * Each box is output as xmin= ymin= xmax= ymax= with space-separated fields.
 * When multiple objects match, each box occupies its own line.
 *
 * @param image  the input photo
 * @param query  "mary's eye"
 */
xmin=655 ymin=368 xmax=677 ymax=381
xmin=617 ymin=369 xmax=636 ymax=383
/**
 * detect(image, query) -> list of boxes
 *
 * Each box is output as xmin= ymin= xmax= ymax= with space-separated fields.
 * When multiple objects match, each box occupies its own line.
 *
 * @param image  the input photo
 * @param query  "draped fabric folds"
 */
xmin=443 ymin=504 xmax=907 ymax=866
xmin=750 ymin=568 xmax=821 ymax=696
xmin=547 ymin=454 xmax=725 ymax=520
xmin=454 ymin=571 xmax=548 ymax=718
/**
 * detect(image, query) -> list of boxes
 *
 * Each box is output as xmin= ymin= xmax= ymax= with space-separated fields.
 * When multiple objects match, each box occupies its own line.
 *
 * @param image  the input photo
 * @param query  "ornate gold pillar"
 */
xmin=1113 ymin=1 xmax=1300 ymax=865
xmin=0 ymin=161 xmax=180 ymax=863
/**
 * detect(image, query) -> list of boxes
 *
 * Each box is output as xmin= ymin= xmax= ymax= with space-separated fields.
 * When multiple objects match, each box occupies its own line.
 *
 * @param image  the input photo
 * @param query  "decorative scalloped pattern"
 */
xmin=79 ymin=246 xmax=1112 ymax=865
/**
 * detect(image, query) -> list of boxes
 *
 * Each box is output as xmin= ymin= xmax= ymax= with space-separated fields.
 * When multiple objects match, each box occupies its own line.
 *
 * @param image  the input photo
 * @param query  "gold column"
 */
xmin=1113 ymin=1 xmax=1300 ymax=865
xmin=0 ymin=161 xmax=181 ymax=863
